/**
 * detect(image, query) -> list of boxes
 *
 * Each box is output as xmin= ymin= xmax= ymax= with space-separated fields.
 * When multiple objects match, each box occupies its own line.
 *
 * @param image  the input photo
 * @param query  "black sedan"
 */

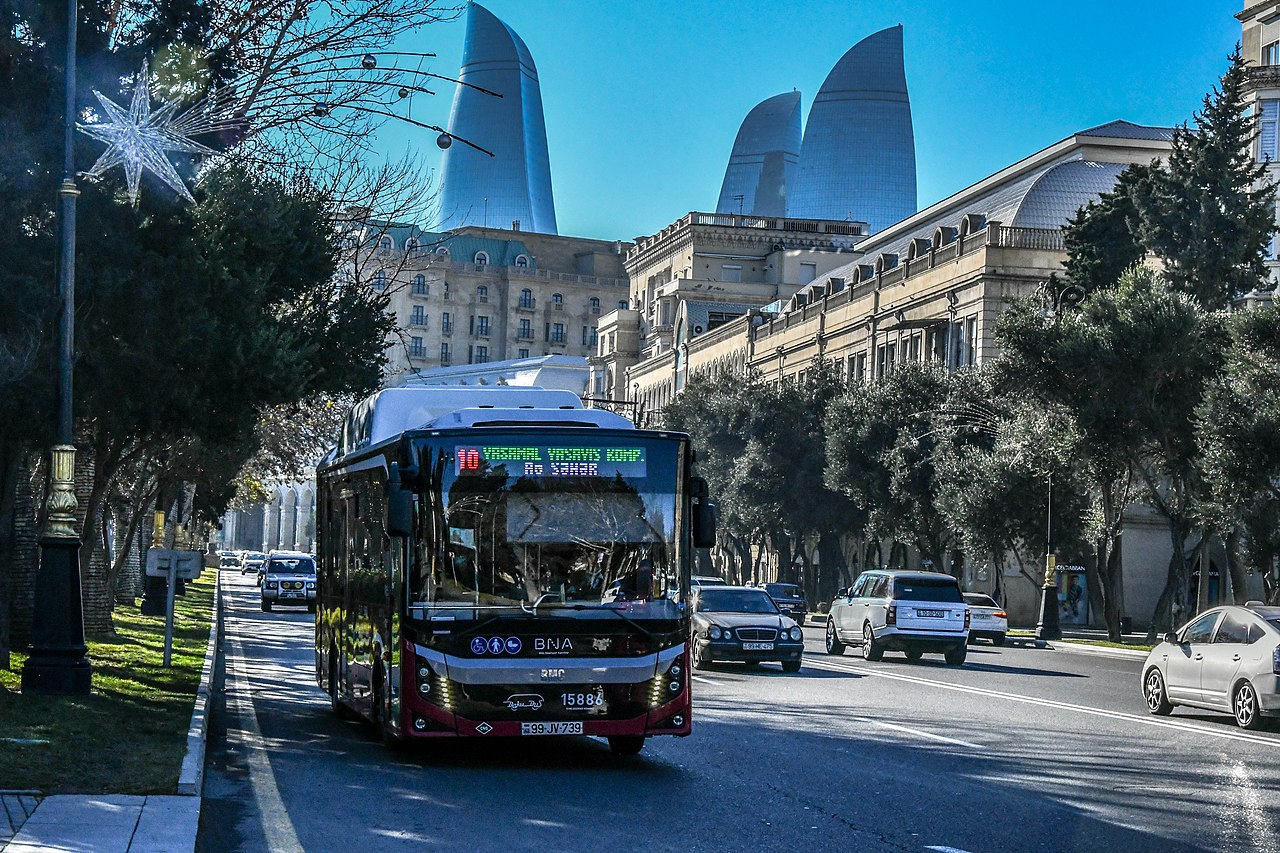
xmin=691 ymin=586 xmax=804 ymax=673
xmin=759 ymin=582 xmax=808 ymax=625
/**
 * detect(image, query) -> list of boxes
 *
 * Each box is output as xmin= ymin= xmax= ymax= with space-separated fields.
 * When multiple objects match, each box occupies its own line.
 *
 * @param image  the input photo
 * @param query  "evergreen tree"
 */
xmin=1135 ymin=47 xmax=1278 ymax=309
xmin=1062 ymin=164 xmax=1151 ymax=295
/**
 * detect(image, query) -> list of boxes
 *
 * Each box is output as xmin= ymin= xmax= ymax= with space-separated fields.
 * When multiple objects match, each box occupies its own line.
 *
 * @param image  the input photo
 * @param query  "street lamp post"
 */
xmin=21 ymin=0 xmax=92 ymax=695
xmin=1035 ymin=471 xmax=1062 ymax=643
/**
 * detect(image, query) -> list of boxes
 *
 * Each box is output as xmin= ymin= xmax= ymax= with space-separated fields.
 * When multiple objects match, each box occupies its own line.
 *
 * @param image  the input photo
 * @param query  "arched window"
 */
xmin=474 ymin=251 xmax=489 ymax=265
xmin=618 ymin=300 xmax=628 ymax=310
xmin=589 ymin=297 xmax=600 ymax=309
xmin=406 ymin=238 xmax=419 ymax=256
xmin=477 ymin=285 xmax=489 ymax=302
xmin=519 ymin=288 xmax=533 ymax=309
xmin=552 ymin=293 xmax=564 ymax=310
xmin=372 ymin=270 xmax=386 ymax=290
xmin=378 ymin=236 xmax=392 ymax=253
xmin=436 ymin=245 xmax=449 ymax=256
xmin=412 ymin=274 xmax=427 ymax=295
xmin=515 ymin=254 xmax=529 ymax=267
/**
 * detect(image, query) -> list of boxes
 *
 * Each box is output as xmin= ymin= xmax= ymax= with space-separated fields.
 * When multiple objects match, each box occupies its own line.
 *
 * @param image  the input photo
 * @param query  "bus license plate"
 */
xmin=521 ymin=721 xmax=583 ymax=736
xmin=742 ymin=642 xmax=774 ymax=651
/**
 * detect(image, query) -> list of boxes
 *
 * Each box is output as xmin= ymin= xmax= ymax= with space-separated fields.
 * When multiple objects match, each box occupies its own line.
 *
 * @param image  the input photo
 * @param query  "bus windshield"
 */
xmin=412 ymin=434 xmax=683 ymax=612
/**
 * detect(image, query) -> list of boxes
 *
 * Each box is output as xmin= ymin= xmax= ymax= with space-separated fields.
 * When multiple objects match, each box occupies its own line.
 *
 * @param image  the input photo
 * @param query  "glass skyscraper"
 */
xmin=787 ymin=25 xmax=917 ymax=232
xmin=439 ymin=3 xmax=558 ymax=234
xmin=715 ymin=91 xmax=802 ymax=218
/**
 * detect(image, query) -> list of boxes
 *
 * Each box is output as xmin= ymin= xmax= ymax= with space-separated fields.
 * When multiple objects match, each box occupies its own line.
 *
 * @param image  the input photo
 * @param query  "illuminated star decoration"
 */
xmin=78 ymin=64 xmax=217 ymax=204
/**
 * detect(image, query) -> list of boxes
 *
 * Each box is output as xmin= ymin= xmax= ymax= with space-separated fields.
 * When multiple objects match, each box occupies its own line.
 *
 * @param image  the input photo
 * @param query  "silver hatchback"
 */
xmin=1141 ymin=604 xmax=1280 ymax=729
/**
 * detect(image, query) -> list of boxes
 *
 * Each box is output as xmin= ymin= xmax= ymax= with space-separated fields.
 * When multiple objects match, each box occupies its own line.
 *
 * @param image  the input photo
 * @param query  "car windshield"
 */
xmin=764 ymin=584 xmax=800 ymax=597
xmin=964 ymin=593 xmax=999 ymax=608
xmin=895 ymin=578 xmax=963 ymax=603
xmin=269 ymin=557 xmax=315 ymax=575
xmin=696 ymin=589 xmax=779 ymax=614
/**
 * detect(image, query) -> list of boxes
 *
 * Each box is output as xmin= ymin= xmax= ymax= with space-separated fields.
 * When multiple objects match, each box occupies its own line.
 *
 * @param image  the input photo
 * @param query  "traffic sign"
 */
xmin=146 ymin=549 xmax=204 ymax=579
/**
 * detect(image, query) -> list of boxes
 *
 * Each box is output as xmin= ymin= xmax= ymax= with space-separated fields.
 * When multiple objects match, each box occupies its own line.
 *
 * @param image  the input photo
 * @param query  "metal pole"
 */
xmin=1035 ymin=469 xmax=1062 ymax=643
xmin=22 ymin=0 xmax=91 ymax=695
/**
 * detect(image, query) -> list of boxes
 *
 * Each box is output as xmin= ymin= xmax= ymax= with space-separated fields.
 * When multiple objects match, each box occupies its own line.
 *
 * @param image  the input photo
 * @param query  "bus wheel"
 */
xmin=608 ymin=736 xmax=644 ymax=757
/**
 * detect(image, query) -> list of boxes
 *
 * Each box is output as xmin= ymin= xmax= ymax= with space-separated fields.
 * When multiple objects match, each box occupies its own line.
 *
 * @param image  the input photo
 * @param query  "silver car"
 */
xmin=1141 ymin=604 xmax=1280 ymax=729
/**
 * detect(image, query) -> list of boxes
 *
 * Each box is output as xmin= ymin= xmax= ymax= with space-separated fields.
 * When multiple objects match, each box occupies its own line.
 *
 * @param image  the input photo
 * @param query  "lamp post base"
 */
xmin=1035 ymin=583 xmax=1062 ymax=642
xmin=21 ymin=535 xmax=92 ymax=695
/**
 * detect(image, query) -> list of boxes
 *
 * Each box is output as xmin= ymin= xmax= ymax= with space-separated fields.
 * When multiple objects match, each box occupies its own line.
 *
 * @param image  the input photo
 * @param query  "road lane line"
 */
xmin=691 ymin=675 xmax=716 ymax=685
xmin=227 ymin=618 xmax=305 ymax=852
xmin=868 ymin=720 xmax=982 ymax=750
xmin=803 ymin=657 xmax=1280 ymax=748
xmin=925 ymin=846 xmax=977 ymax=853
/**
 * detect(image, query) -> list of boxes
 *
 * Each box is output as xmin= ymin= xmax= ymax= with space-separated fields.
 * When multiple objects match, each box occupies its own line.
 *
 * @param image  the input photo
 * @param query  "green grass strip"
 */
xmin=0 ymin=569 xmax=215 ymax=794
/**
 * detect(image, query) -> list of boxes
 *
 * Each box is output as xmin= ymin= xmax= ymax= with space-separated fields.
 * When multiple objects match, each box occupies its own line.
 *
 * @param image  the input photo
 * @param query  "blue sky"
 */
xmin=373 ymin=0 xmax=1244 ymax=240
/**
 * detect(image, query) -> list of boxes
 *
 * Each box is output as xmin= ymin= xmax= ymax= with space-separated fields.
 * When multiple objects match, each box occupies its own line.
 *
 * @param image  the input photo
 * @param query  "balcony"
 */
xmin=1246 ymin=64 xmax=1280 ymax=90
xmin=441 ymin=323 xmax=453 ymax=335
xmin=516 ymin=297 xmax=536 ymax=311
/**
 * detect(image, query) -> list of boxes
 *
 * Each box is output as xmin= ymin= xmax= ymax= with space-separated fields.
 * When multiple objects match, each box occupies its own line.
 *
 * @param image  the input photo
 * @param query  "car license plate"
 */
xmin=521 ymin=721 xmax=583 ymax=736
xmin=917 ymin=609 xmax=945 ymax=618
xmin=742 ymin=642 xmax=774 ymax=650
xmin=973 ymin=612 xmax=990 ymax=619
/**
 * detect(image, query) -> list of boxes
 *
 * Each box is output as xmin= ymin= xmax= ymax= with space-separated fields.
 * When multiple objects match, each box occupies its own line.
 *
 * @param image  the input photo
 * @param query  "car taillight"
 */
xmin=964 ymin=609 xmax=971 ymax=629
xmin=994 ymin=610 xmax=1007 ymax=619
xmin=886 ymin=605 xmax=896 ymax=626
xmin=1273 ymin=645 xmax=1279 ymax=676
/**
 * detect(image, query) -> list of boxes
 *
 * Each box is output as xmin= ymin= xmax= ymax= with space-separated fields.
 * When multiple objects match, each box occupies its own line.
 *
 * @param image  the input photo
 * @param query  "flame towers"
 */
xmin=439 ymin=3 xmax=557 ymax=234
xmin=716 ymin=25 xmax=917 ymax=233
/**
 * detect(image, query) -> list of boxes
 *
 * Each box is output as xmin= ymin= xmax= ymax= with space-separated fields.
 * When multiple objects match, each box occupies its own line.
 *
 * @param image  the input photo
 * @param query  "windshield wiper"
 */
xmin=521 ymin=592 xmax=564 ymax=615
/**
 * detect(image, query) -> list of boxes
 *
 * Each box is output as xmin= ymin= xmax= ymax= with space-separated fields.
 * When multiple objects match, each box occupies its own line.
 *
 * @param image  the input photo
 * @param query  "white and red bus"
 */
xmin=315 ymin=386 xmax=714 ymax=755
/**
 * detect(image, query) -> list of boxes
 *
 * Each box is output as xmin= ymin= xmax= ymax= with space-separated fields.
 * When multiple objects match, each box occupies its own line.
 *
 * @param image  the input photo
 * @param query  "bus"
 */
xmin=315 ymin=386 xmax=715 ymax=755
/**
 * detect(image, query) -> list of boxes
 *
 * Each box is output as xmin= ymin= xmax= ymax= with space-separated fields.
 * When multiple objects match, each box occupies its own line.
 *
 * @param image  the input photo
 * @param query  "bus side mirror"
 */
xmin=693 ymin=499 xmax=717 ymax=549
xmin=387 ymin=462 xmax=415 ymax=537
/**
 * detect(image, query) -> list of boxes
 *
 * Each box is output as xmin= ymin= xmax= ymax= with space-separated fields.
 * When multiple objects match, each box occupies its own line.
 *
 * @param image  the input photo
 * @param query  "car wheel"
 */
xmin=261 ymin=600 xmax=272 ymax=613
xmin=1143 ymin=668 xmax=1173 ymax=716
xmin=781 ymin=659 xmax=802 ymax=673
xmin=992 ymin=633 xmax=1006 ymax=647
xmin=905 ymin=649 xmax=923 ymax=662
xmin=862 ymin=623 xmax=884 ymax=662
xmin=825 ymin=620 xmax=846 ymax=656
xmin=943 ymin=644 xmax=967 ymax=666
xmin=693 ymin=645 xmax=711 ymax=670
xmin=608 ymin=736 xmax=644 ymax=756
xmin=1234 ymin=680 xmax=1263 ymax=730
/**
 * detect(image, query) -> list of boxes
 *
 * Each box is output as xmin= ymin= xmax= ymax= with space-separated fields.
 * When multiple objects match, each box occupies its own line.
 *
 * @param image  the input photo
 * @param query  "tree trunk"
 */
xmin=1225 ymin=528 xmax=1249 ymax=605
xmin=0 ymin=447 xmax=20 ymax=671
xmin=816 ymin=531 xmax=845 ymax=604
xmin=1148 ymin=518 xmax=1191 ymax=640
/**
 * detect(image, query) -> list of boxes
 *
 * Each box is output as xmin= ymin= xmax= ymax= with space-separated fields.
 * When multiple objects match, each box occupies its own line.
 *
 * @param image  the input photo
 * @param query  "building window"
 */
xmin=618 ymin=300 xmax=628 ymax=310
xmin=440 ymin=342 xmax=451 ymax=364
xmin=378 ymin=236 xmax=392 ymax=253
xmin=551 ymin=322 xmax=566 ymax=343
xmin=406 ymin=238 xmax=419 ymax=256
xmin=411 ymin=305 xmax=425 ymax=326
xmin=436 ymin=246 xmax=449 ymax=256
xmin=477 ymin=285 xmax=489 ymax=302
xmin=515 ymin=254 xmax=529 ymax=267
xmin=518 ymin=318 xmax=532 ymax=339
xmin=1266 ymin=40 xmax=1280 ymax=66
xmin=552 ymin=293 xmax=564 ymax=310
xmin=1261 ymin=100 xmax=1279 ymax=163
xmin=583 ymin=325 xmax=597 ymax=346
xmin=443 ymin=281 xmax=451 ymax=299
xmin=966 ymin=317 xmax=978 ymax=366
xmin=476 ymin=315 xmax=490 ymax=336
xmin=800 ymin=262 xmax=817 ymax=285
xmin=518 ymin=348 xmax=529 ymax=359
xmin=372 ymin=269 xmax=386 ymax=290
xmin=519 ymin=288 xmax=534 ymax=308
xmin=589 ymin=297 xmax=600 ymax=313
xmin=442 ymin=312 xmax=452 ymax=334
xmin=412 ymin=274 xmax=427 ymax=295
xmin=409 ymin=336 xmax=425 ymax=358
xmin=720 ymin=264 xmax=742 ymax=282
xmin=474 ymin=345 xmax=488 ymax=364
xmin=474 ymin=251 xmax=489 ymax=265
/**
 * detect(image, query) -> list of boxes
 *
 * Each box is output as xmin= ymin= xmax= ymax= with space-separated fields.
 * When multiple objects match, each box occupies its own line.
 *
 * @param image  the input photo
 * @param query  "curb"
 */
xmin=1047 ymin=640 xmax=1150 ymax=660
xmin=177 ymin=567 xmax=222 ymax=797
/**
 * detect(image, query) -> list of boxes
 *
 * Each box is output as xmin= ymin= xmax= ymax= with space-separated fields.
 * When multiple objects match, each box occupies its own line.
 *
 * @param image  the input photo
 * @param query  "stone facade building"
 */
xmin=1239 ymin=1 xmax=1280 ymax=293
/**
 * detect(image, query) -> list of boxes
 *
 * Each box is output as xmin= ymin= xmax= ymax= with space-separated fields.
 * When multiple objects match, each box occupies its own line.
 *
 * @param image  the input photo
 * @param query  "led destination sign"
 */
xmin=454 ymin=445 xmax=647 ymax=478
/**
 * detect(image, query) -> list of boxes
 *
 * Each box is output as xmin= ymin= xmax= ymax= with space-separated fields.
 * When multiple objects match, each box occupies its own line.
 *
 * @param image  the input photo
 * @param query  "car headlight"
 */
xmin=265 ymin=581 xmax=278 ymax=589
xmin=306 ymin=582 xmax=316 ymax=590
xmin=790 ymin=626 xmax=803 ymax=641
xmin=708 ymin=626 xmax=721 ymax=640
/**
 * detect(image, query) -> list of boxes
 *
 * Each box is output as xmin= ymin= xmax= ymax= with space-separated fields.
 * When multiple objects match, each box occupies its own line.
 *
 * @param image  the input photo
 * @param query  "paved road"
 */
xmin=199 ymin=571 xmax=1280 ymax=853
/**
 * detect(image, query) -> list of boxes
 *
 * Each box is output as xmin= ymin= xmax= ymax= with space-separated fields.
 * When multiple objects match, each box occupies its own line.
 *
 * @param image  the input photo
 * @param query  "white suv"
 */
xmin=825 ymin=570 xmax=970 ymax=665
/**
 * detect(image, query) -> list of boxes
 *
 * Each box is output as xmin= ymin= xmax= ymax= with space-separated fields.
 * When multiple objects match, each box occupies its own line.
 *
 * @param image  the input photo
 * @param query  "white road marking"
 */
xmin=227 ymin=602 xmax=305 ymax=852
xmin=925 ymin=846 xmax=977 ymax=853
xmin=691 ymin=675 xmax=716 ymax=685
xmin=869 ymin=720 xmax=982 ymax=750
xmin=804 ymin=657 xmax=1280 ymax=748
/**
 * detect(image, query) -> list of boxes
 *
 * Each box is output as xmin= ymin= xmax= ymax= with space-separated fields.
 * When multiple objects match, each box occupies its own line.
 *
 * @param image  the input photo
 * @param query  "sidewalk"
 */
xmin=1 ymin=571 xmax=223 ymax=853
